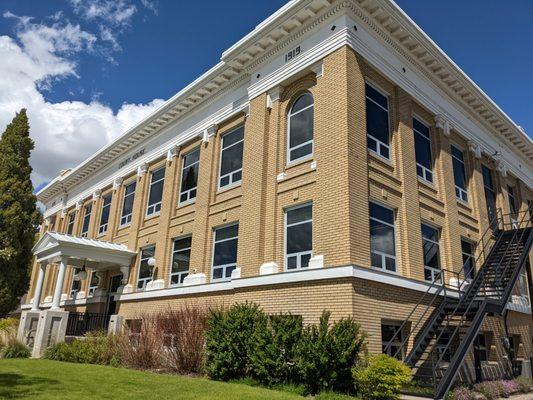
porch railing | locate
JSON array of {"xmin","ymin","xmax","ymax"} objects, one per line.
[{"xmin": 66, "ymin": 312, "xmax": 110, "ymax": 336}]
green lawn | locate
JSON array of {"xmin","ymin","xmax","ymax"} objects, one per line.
[{"xmin": 0, "ymin": 359, "xmax": 308, "ymax": 400}]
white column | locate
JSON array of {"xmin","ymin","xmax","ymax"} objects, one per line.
[
  {"xmin": 51, "ymin": 257, "xmax": 67, "ymax": 310},
  {"xmin": 31, "ymin": 262, "xmax": 47, "ymax": 311}
]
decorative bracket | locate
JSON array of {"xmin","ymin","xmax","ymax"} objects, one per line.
[
  {"xmin": 92, "ymin": 189, "xmax": 102, "ymax": 201},
  {"xmin": 167, "ymin": 145, "xmax": 180, "ymax": 162},
  {"xmin": 435, "ymin": 114, "xmax": 450, "ymax": 137},
  {"xmin": 468, "ymin": 140, "xmax": 482, "ymax": 159},
  {"xmin": 310, "ymin": 61, "xmax": 323, "ymax": 78},
  {"xmin": 494, "ymin": 155, "xmax": 508, "ymax": 177},
  {"xmin": 75, "ymin": 200, "xmax": 83, "ymax": 211},
  {"xmin": 202, "ymin": 124, "xmax": 217, "ymax": 143},
  {"xmin": 137, "ymin": 162, "xmax": 148, "ymax": 177},
  {"xmin": 113, "ymin": 177, "xmax": 123, "ymax": 191},
  {"xmin": 267, "ymin": 86, "xmax": 282, "ymax": 109}
]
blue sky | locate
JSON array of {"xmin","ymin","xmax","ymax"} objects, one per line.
[{"xmin": 0, "ymin": 0, "xmax": 531, "ymax": 188}]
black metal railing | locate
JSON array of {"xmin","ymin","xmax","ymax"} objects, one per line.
[{"xmin": 66, "ymin": 312, "xmax": 110, "ymax": 336}]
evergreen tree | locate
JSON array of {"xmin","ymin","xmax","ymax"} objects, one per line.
[{"xmin": 0, "ymin": 109, "xmax": 41, "ymax": 316}]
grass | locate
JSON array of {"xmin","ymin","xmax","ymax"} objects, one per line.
[{"xmin": 0, "ymin": 359, "xmax": 305, "ymax": 400}]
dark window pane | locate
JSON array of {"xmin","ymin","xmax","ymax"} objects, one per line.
[
  {"xmin": 451, "ymin": 145, "xmax": 463, "ymax": 161},
  {"xmin": 125, "ymin": 181, "xmax": 136, "ymax": 196},
  {"xmin": 421, "ymin": 224, "xmax": 438, "ymax": 243},
  {"xmin": 174, "ymin": 236, "xmax": 192, "ymax": 251},
  {"xmin": 413, "ymin": 118, "xmax": 430, "ymax": 138},
  {"xmin": 290, "ymin": 143, "xmax": 313, "ymax": 162},
  {"xmin": 213, "ymin": 239, "xmax": 238, "ymax": 266},
  {"xmin": 181, "ymin": 162, "xmax": 199, "ymax": 192},
  {"xmin": 366, "ymin": 100, "xmax": 389, "ymax": 144},
  {"xmin": 366, "ymin": 84, "xmax": 388, "ymax": 109},
  {"xmin": 453, "ymin": 157, "xmax": 467, "ymax": 189},
  {"xmin": 370, "ymin": 202, "xmax": 394, "ymax": 225},
  {"xmin": 287, "ymin": 256, "xmax": 298, "ymax": 270},
  {"xmin": 370, "ymin": 219, "xmax": 395, "ymax": 256},
  {"xmin": 287, "ymin": 205, "xmax": 312, "ymax": 225},
  {"xmin": 183, "ymin": 148, "xmax": 199, "ymax": 167},
  {"xmin": 287, "ymin": 223, "xmax": 312, "ymax": 254},
  {"xmin": 291, "ymin": 93, "xmax": 313, "ymax": 113},
  {"xmin": 152, "ymin": 167, "xmax": 165, "ymax": 182},
  {"xmin": 220, "ymin": 141, "xmax": 243, "ymax": 176},
  {"xmin": 222, "ymin": 126, "xmax": 244, "ymax": 149},
  {"xmin": 148, "ymin": 180, "xmax": 164, "ymax": 206},
  {"xmin": 301, "ymin": 253, "xmax": 311, "ymax": 268},
  {"xmin": 414, "ymin": 129, "xmax": 432, "ymax": 170},
  {"xmin": 289, "ymin": 106, "xmax": 313, "ymax": 148},
  {"xmin": 215, "ymin": 224, "xmax": 239, "ymax": 241}
]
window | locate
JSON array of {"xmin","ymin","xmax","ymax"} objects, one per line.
[
  {"xmin": 482, "ymin": 165, "xmax": 497, "ymax": 226},
  {"xmin": 366, "ymin": 83, "xmax": 390, "ymax": 159},
  {"xmin": 451, "ymin": 145, "xmax": 468, "ymax": 202},
  {"xmin": 170, "ymin": 236, "xmax": 191, "ymax": 286},
  {"xmin": 382, "ymin": 322, "xmax": 404, "ymax": 359},
  {"xmin": 98, "ymin": 194, "xmax": 112, "ymax": 235},
  {"xmin": 370, "ymin": 202, "xmax": 396, "ymax": 272},
  {"xmin": 413, "ymin": 117, "xmax": 433, "ymax": 183},
  {"xmin": 81, "ymin": 203, "xmax": 92, "ymax": 238},
  {"xmin": 120, "ymin": 181, "xmax": 136, "ymax": 227},
  {"xmin": 422, "ymin": 224, "xmax": 441, "ymax": 282},
  {"xmin": 70, "ymin": 279, "xmax": 81, "ymax": 299},
  {"xmin": 212, "ymin": 224, "xmax": 239, "ymax": 281},
  {"xmin": 461, "ymin": 239, "xmax": 475, "ymax": 280},
  {"xmin": 285, "ymin": 203, "xmax": 313, "ymax": 270},
  {"xmin": 475, "ymin": 334, "xmax": 488, "ymax": 362},
  {"xmin": 179, "ymin": 148, "xmax": 200, "ymax": 204},
  {"xmin": 508, "ymin": 185, "xmax": 518, "ymax": 219},
  {"xmin": 287, "ymin": 92, "xmax": 314, "ymax": 163},
  {"xmin": 146, "ymin": 167, "xmax": 165, "ymax": 216},
  {"xmin": 66, "ymin": 212, "xmax": 75, "ymax": 235},
  {"xmin": 219, "ymin": 126, "xmax": 244, "ymax": 188},
  {"xmin": 137, "ymin": 245, "xmax": 155, "ymax": 290},
  {"xmin": 88, "ymin": 272, "xmax": 100, "ymax": 297}
]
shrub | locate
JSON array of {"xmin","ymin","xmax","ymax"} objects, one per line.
[
  {"xmin": 353, "ymin": 354, "xmax": 411, "ymax": 400},
  {"xmin": 451, "ymin": 387, "xmax": 477, "ymax": 400},
  {"xmin": 501, "ymin": 380, "xmax": 518, "ymax": 397},
  {"xmin": 0, "ymin": 317, "xmax": 18, "ymax": 331},
  {"xmin": 296, "ymin": 311, "xmax": 366, "ymax": 394},
  {"xmin": 205, "ymin": 302, "xmax": 268, "ymax": 380},
  {"xmin": 250, "ymin": 313, "xmax": 303, "ymax": 385},
  {"xmin": 514, "ymin": 376, "xmax": 533, "ymax": 393},
  {"xmin": 473, "ymin": 380, "xmax": 504, "ymax": 400},
  {"xmin": 119, "ymin": 315, "xmax": 162, "ymax": 370},
  {"xmin": 43, "ymin": 332, "xmax": 122, "ymax": 366},
  {"xmin": 154, "ymin": 306, "xmax": 207, "ymax": 374},
  {"xmin": 1, "ymin": 340, "xmax": 30, "ymax": 358}
]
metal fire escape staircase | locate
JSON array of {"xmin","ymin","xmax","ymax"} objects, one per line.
[{"xmin": 384, "ymin": 209, "xmax": 532, "ymax": 399}]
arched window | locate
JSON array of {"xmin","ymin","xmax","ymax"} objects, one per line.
[{"xmin": 288, "ymin": 92, "xmax": 313, "ymax": 163}]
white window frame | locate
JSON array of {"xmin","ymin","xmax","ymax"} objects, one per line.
[
  {"xmin": 169, "ymin": 235, "xmax": 192, "ymax": 287},
  {"xmin": 88, "ymin": 271, "xmax": 100, "ymax": 297},
  {"xmin": 284, "ymin": 203, "xmax": 313, "ymax": 271},
  {"xmin": 120, "ymin": 180, "xmax": 136, "ymax": 227},
  {"xmin": 211, "ymin": 223, "xmax": 239, "ymax": 282},
  {"xmin": 413, "ymin": 116, "xmax": 433, "ymax": 183},
  {"xmin": 66, "ymin": 212, "xmax": 75, "ymax": 235},
  {"xmin": 365, "ymin": 81, "xmax": 391, "ymax": 160},
  {"xmin": 137, "ymin": 245, "xmax": 155, "ymax": 291},
  {"xmin": 98, "ymin": 194, "xmax": 112, "ymax": 235},
  {"xmin": 146, "ymin": 167, "xmax": 165, "ymax": 217},
  {"xmin": 218, "ymin": 126, "xmax": 244, "ymax": 190},
  {"xmin": 179, "ymin": 148, "xmax": 200, "ymax": 205},
  {"xmin": 287, "ymin": 92, "xmax": 314, "ymax": 164},
  {"xmin": 422, "ymin": 223, "xmax": 441, "ymax": 283},
  {"xmin": 451, "ymin": 144, "xmax": 468, "ymax": 203},
  {"xmin": 80, "ymin": 203, "xmax": 92, "ymax": 238},
  {"xmin": 369, "ymin": 201, "xmax": 397, "ymax": 273}
]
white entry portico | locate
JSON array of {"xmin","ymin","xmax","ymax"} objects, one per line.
[{"xmin": 31, "ymin": 232, "xmax": 136, "ymax": 311}]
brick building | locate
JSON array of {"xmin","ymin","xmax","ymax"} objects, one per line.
[{"xmin": 18, "ymin": 1, "xmax": 532, "ymax": 397}]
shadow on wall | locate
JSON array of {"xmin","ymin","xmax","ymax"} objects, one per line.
[{"xmin": 0, "ymin": 373, "xmax": 60, "ymax": 399}]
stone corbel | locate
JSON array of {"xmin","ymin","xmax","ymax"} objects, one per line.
[
  {"xmin": 166, "ymin": 145, "xmax": 180, "ymax": 163},
  {"xmin": 119, "ymin": 265, "xmax": 130, "ymax": 285},
  {"xmin": 494, "ymin": 155, "xmax": 508, "ymax": 177},
  {"xmin": 435, "ymin": 114, "xmax": 450, "ymax": 137},
  {"xmin": 60, "ymin": 208, "xmax": 68, "ymax": 219},
  {"xmin": 242, "ymin": 104, "xmax": 250, "ymax": 118},
  {"xmin": 92, "ymin": 189, "xmax": 102, "ymax": 201},
  {"xmin": 468, "ymin": 140, "xmax": 482, "ymax": 159},
  {"xmin": 201, "ymin": 124, "xmax": 217, "ymax": 144},
  {"xmin": 266, "ymin": 86, "xmax": 282, "ymax": 109},
  {"xmin": 310, "ymin": 61, "xmax": 323, "ymax": 78},
  {"xmin": 137, "ymin": 162, "xmax": 148, "ymax": 178},
  {"xmin": 75, "ymin": 200, "xmax": 83, "ymax": 211},
  {"xmin": 113, "ymin": 177, "xmax": 123, "ymax": 192}
]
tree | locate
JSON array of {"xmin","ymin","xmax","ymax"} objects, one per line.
[{"xmin": 0, "ymin": 109, "xmax": 41, "ymax": 317}]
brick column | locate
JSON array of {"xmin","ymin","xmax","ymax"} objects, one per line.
[
  {"xmin": 237, "ymin": 94, "xmax": 270, "ymax": 277},
  {"xmin": 313, "ymin": 46, "xmax": 370, "ymax": 267},
  {"xmin": 395, "ymin": 87, "xmax": 424, "ymax": 280},
  {"xmin": 153, "ymin": 152, "xmax": 180, "ymax": 283}
]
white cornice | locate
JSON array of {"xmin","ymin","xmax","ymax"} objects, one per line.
[{"xmin": 38, "ymin": 0, "xmax": 532, "ymax": 207}]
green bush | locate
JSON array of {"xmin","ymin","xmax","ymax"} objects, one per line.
[
  {"xmin": 43, "ymin": 332, "xmax": 121, "ymax": 366},
  {"xmin": 296, "ymin": 311, "xmax": 366, "ymax": 394},
  {"xmin": 0, "ymin": 317, "xmax": 18, "ymax": 331},
  {"xmin": 205, "ymin": 302, "xmax": 268, "ymax": 380},
  {"xmin": 1, "ymin": 340, "xmax": 30, "ymax": 358},
  {"xmin": 250, "ymin": 313, "xmax": 303, "ymax": 385},
  {"xmin": 353, "ymin": 354, "xmax": 411, "ymax": 400}
]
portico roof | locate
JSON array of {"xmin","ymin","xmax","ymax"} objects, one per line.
[{"xmin": 32, "ymin": 232, "xmax": 136, "ymax": 269}]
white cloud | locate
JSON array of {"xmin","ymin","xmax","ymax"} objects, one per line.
[
  {"xmin": 69, "ymin": 0, "xmax": 137, "ymax": 27},
  {"xmin": 0, "ymin": 12, "xmax": 165, "ymax": 186}
]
